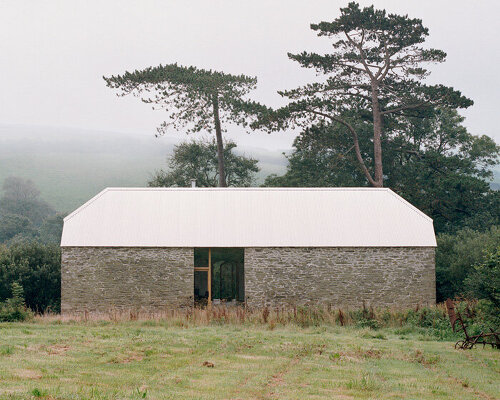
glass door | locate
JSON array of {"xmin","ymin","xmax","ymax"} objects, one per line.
[{"xmin": 194, "ymin": 248, "xmax": 244, "ymax": 306}]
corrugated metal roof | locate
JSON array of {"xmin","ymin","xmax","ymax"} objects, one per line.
[{"xmin": 61, "ymin": 187, "xmax": 436, "ymax": 247}]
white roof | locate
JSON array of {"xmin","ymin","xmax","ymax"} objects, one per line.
[{"xmin": 61, "ymin": 187, "xmax": 436, "ymax": 247}]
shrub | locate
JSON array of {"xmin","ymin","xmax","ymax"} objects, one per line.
[
  {"xmin": 436, "ymin": 226, "xmax": 500, "ymax": 302},
  {"xmin": 351, "ymin": 303, "xmax": 379, "ymax": 330},
  {"xmin": 355, "ymin": 318, "xmax": 380, "ymax": 330},
  {"xmin": 472, "ymin": 299, "xmax": 500, "ymax": 333},
  {"xmin": 0, "ymin": 242, "xmax": 60, "ymax": 312},
  {"xmin": 401, "ymin": 306, "xmax": 455, "ymax": 340},
  {"xmin": 465, "ymin": 248, "xmax": 500, "ymax": 328},
  {"xmin": 0, "ymin": 282, "xmax": 33, "ymax": 322}
]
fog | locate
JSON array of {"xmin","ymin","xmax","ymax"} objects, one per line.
[{"xmin": 1, "ymin": 0, "xmax": 499, "ymax": 151}]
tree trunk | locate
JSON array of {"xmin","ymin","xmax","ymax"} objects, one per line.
[
  {"xmin": 371, "ymin": 82, "xmax": 384, "ymax": 187},
  {"xmin": 212, "ymin": 94, "xmax": 227, "ymax": 187}
]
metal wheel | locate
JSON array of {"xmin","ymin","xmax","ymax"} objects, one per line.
[{"xmin": 455, "ymin": 340, "xmax": 465, "ymax": 349}]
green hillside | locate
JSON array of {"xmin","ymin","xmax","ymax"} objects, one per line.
[{"xmin": 0, "ymin": 125, "xmax": 287, "ymax": 212}]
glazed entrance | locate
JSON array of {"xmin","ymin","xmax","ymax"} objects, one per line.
[{"xmin": 194, "ymin": 248, "xmax": 244, "ymax": 305}]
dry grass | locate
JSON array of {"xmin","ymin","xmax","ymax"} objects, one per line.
[{"xmin": 38, "ymin": 302, "xmax": 450, "ymax": 328}]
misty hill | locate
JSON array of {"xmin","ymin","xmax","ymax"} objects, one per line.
[
  {"xmin": 0, "ymin": 125, "xmax": 287, "ymax": 212},
  {"xmin": 1, "ymin": 124, "xmax": 498, "ymax": 213}
]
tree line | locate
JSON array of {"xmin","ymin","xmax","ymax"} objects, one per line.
[
  {"xmin": 0, "ymin": 177, "xmax": 62, "ymax": 312},
  {"xmin": 0, "ymin": 177, "xmax": 63, "ymax": 245}
]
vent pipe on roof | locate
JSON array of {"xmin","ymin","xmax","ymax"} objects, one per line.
[{"xmin": 190, "ymin": 179, "xmax": 196, "ymax": 188}]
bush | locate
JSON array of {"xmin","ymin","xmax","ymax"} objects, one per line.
[
  {"xmin": 436, "ymin": 226, "xmax": 500, "ymax": 302},
  {"xmin": 465, "ymin": 247, "xmax": 500, "ymax": 307},
  {"xmin": 465, "ymin": 248, "xmax": 500, "ymax": 327},
  {"xmin": 471, "ymin": 299, "xmax": 500, "ymax": 333},
  {"xmin": 0, "ymin": 242, "xmax": 60, "ymax": 312},
  {"xmin": 350, "ymin": 304, "xmax": 380, "ymax": 330},
  {"xmin": 0, "ymin": 282, "xmax": 32, "ymax": 322},
  {"xmin": 401, "ymin": 306, "xmax": 455, "ymax": 340}
]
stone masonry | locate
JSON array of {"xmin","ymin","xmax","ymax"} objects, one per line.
[
  {"xmin": 61, "ymin": 246, "xmax": 435, "ymax": 313},
  {"xmin": 61, "ymin": 247, "xmax": 193, "ymax": 313},
  {"xmin": 244, "ymin": 247, "xmax": 435, "ymax": 309}
]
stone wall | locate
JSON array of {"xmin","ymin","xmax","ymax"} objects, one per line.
[
  {"xmin": 62, "ymin": 246, "xmax": 435, "ymax": 312},
  {"xmin": 61, "ymin": 247, "xmax": 193, "ymax": 313},
  {"xmin": 244, "ymin": 247, "xmax": 435, "ymax": 309}
]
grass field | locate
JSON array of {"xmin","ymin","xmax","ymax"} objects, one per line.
[{"xmin": 0, "ymin": 319, "xmax": 498, "ymax": 400}]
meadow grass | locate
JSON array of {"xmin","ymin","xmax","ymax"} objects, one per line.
[{"xmin": 0, "ymin": 314, "xmax": 498, "ymax": 400}]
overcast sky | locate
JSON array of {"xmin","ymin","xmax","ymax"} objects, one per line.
[{"xmin": 1, "ymin": 0, "xmax": 499, "ymax": 151}]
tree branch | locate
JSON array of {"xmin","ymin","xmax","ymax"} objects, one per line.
[
  {"xmin": 376, "ymin": 40, "xmax": 392, "ymax": 81},
  {"xmin": 305, "ymin": 108, "xmax": 376, "ymax": 186},
  {"xmin": 344, "ymin": 31, "xmax": 375, "ymax": 81}
]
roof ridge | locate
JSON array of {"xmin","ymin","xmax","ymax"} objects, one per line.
[
  {"xmin": 386, "ymin": 189, "xmax": 433, "ymax": 223},
  {"xmin": 104, "ymin": 187, "xmax": 388, "ymax": 191},
  {"xmin": 63, "ymin": 187, "xmax": 433, "ymax": 225}
]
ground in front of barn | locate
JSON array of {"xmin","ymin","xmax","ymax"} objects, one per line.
[{"xmin": 0, "ymin": 320, "xmax": 498, "ymax": 400}]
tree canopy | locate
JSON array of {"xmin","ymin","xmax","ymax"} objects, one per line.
[
  {"xmin": 255, "ymin": 2, "xmax": 472, "ymax": 187},
  {"xmin": 265, "ymin": 109, "xmax": 499, "ymax": 234},
  {"xmin": 104, "ymin": 63, "xmax": 261, "ymax": 187},
  {"xmin": 148, "ymin": 139, "xmax": 259, "ymax": 188}
]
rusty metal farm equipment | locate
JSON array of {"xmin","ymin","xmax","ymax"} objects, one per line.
[{"xmin": 445, "ymin": 299, "xmax": 500, "ymax": 350}]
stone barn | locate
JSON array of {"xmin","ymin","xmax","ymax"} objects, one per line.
[{"xmin": 60, "ymin": 187, "xmax": 436, "ymax": 313}]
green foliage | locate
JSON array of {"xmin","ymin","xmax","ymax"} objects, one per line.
[
  {"xmin": 0, "ymin": 176, "xmax": 64, "ymax": 244},
  {"xmin": 283, "ymin": 1, "xmax": 473, "ymax": 118},
  {"xmin": 0, "ymin": 282, "xmax": 32, "ymax": 322},
  {"xmin": 436, "ymin": 226, "xmax": 500, "ymax": 302},
  {"xmin": 38, "ymin": 214, "xmax": 65, "ymax": 244},
  {"xmin": 264, "ymin": 122, "xmax": 370, "ymax": 188},
  {"xmin": 340, "ymin": 302, "xmax": 496, "ymax": 341},
  {"xmin": 104, "ymin": 63, "xmax": 266, "ymax": 186},
  {"xmin": 355, "ymin": 318, "xmax": 379, "ymax": 330},
  {"xmin": 387, "ymin": 109, "xmax": 499, "ymax": 233},
  {"xmin": 134, "ymin": 387, "xmax": 148, "ymax": 399},
  {"xmin": 9, "ymin": 282, "xmax": 24, "ymax": 309},
  {"xmin": 473, "ymin": 299, "xmax": 500, "ymax": 333},
  {"xmin": 465, "ymin": 247, "xmax": 500, "ymax": 307},
  {"xmin": 104, "ymin": 63, "xmax": 259, "ymax": 136},
  {"xmin": 465, "ymin": 248, "xmax": 500, "ymax": 326},
  {"xmin": 255, "ymin": 2, "xmax": 472, "ymax": 187},
  {"xmin": 149, "ymin": 139, "xmax": 259, "ymax": 187},
  {"xmin": 400, "ymin": 307, "xmax": 455, "ymax": 341},
  {"xmin": 31, "ymin": 388, "xmax": 48, "ymax": 398},
  {"xmin": 0, "ymin": 213, "xmax": 36, "ymax": 243},
  {"xmin": 265, "ymin": 109, "xmax": 499, "ymax": 234},
  {"xmin": 0, "ymin": 243, "xmax": 61, "ymax": 312}
]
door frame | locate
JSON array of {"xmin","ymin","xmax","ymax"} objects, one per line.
[{"xmin": 194, "ymin": 248, "xmax": 212, "ymax": 304}]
